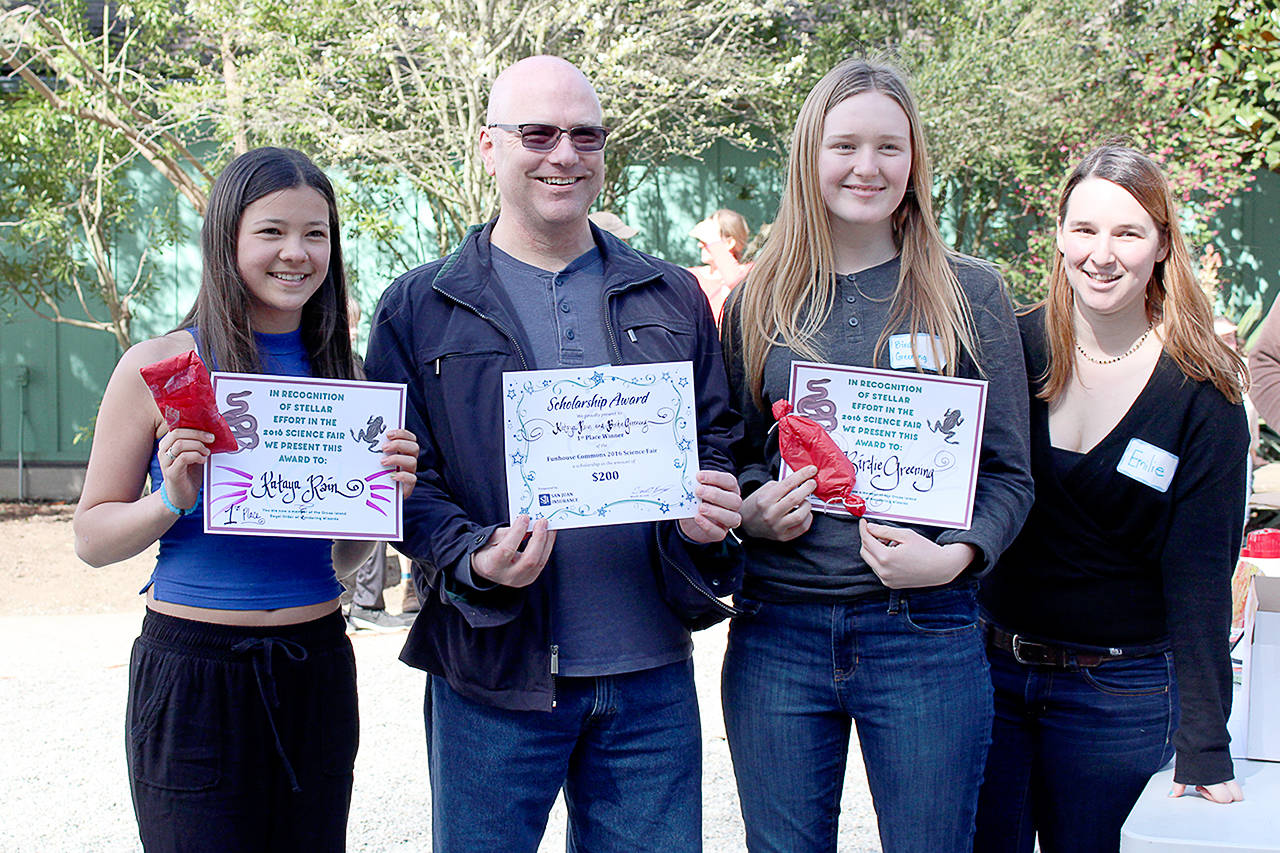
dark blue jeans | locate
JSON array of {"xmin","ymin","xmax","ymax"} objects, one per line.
[
  {"xmin": 721, "ymin": 585, "xmax": 992, "ymax": 853},
  {"xmin": 974, "ymin": 644, "xmax": 1177, "ymax": 853},
  {"xmin": 425, "ymin": 659, "xmax": 701, "ymax": 852}
]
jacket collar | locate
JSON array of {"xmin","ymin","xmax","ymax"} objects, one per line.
[{"xmin": 430, "ymin": 217, "xmax": 666, "ymax": 306}]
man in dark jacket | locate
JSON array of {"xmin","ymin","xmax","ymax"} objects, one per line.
[{"xmin": 364, "ymin": 55, "xmax": 743, "ymax": 852}]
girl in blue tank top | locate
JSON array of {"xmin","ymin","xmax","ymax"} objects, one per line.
[{"xmin": 73, "ymin": 147, "xmax": 418, "ymax": 851}]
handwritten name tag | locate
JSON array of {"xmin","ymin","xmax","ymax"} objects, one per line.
[
  {"xmin": 889, "ymin": 334, "xmax": 946, "ymax": 371},
  {"xmin": 1116, "ymin": 438, "xmax": 1179, "ymax": 493}
]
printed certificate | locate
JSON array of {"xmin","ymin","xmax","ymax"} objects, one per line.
[
  {"xmin": 203, "ymin": 373, "xmax": 407, "ymax": 540},
  {"xmin": 503, "ymin": 361, "xmax": 700, "ymax": 530},
  {"xmin": 784, "ymin": 361, "xmax": 987, "ymax": 529}
]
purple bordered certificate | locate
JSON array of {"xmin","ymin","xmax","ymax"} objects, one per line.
[
  {"xmin": 783, "ymin": 361, "xmax": 987, "ymax": 530},
  {"xmin": 202, "ymin": 373, "xmax": 407, "ymax": 540}
]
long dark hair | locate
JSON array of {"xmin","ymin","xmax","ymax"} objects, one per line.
[{"xmin": 178, "ymin": 147, "xmax": 354, "ymax": 379}]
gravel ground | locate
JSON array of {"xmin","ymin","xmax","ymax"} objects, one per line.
[{"xmin": 0, "ymin": 507, "xmax": 882, "ymax": 851}]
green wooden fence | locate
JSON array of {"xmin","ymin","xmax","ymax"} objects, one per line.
[{"xmin": 2, "ymin": 145, "xmax": 1276, "ymax": 499}]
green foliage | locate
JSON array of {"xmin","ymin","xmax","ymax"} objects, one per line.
[
  {"xmin": 771, "ymin": 0, "xmax": 1257, "ymax": 302},
  {"xmin": 1, "ymin": 0, "xmax": 1266, "ymax": 320},
  {"xmin": 0, "ymin": 0, "xmax": 190, "ymax": 348},
  {"xmin": 4, "ymin": 0, "xmax": 802, "ymax": 270},
  {"xmin": 167, "ymin": 0, "xmax": 801, "ymax": 255},
  {"xmin": 1190, "ymin": 0, "xmax": 1280, "ymax": 173}
]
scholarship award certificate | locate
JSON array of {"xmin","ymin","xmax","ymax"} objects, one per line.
[
  {"xmin": 202, "ymin": 373, "xmax": 407, "ymax": 540},
  {"xmin": 783, "ymin": 360, "xmax": 987, "ymax": 529},
  {"xmin": 503, "ymin": 361, "xmax": 700, "ymax": 531}
]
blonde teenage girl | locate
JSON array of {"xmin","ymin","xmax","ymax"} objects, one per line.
[{"xmin": 720, "ymin": 58, "xmax": 1033, "ymax": 853}]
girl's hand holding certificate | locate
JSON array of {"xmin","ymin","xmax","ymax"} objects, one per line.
[
  {"xmin": 858, "ymin": 517, "xmax": 977, "ymax": 589},
  {"xmin": 739, "ymin": 466, "xmax": 818, "ymax": 542},
  {"xmin": 378, "ymin": 427, "xmax": 420, "ymax": 500}
]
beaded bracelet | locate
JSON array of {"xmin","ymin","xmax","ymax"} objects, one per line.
[{"xmin": 159, "ymin": 481, "xmax": 201, "ymax": 517}]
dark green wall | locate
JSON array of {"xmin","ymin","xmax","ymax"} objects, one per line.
[
  {"xmin": 622, "ymin": 139, "xmax": 784, "ymax": 266},
  {"xmin": 0, "ymin": 317, "xmax": 118, "ymax": 462},
  {"xmin": 1219, "ymin": 168, "xmax": 1280, "ymax": 321},
  {"xmin": 3, "ymin": 150, "xmax": 1277, "ymax": 472}
]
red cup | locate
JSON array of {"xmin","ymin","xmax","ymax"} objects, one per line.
[{"xmin": 1243, "ymin": 528, "xmax": 1280, "ymax": 558}]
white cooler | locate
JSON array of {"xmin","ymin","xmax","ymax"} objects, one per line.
[{"xmin": 1120, "ymin": 759, "xmax": 1280, "ymax": 851}]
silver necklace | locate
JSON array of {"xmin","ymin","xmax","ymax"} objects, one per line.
[{"xmin": 1075, "ymin": 322, "xmax": 1153, "ymax": 365}]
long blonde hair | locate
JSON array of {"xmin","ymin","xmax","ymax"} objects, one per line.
[
  {"xmin": 729, "ymin": 57, "xmax": 978, "ymax": 407},
  {"xmin": 1039, "ymin": 145, "xmax": 1245, "ymax": 404}
]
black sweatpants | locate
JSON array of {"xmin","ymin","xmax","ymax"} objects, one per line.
[{"xmin": 126, "ymin": 609, "xmax": 358, "ymax": 852}]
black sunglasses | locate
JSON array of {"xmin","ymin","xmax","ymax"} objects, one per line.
[{"xmin": 487, "ymin": 123, "xmax": 610, "ymax": 152}]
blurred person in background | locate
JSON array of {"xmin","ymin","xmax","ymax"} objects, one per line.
[{"xmin": 689, "ymin": 208, "xmax": 753, "ymax": 323}]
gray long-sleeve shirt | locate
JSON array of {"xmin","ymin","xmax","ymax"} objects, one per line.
[{"xmin": 722, "ymin": 254, "xmax": 1034, "ymax": 601}]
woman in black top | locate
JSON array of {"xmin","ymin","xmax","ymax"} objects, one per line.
[{"xmin": 975, "ymin": 145, "xmax": 1247, "ymax": 853}]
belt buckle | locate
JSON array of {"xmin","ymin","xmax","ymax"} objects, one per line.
[{"xmin": 1011, "ymin": 634, "xmax": 1051, "ymax": 666}]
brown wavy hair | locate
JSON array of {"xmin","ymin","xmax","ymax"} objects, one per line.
[
  {"xmin": 727, "ymin": 57, "xmax": 978, "ymax": 407},
  {"xmin": 1039, "ymin": 145, "xmax": 1244, "ymax": 404},
  {"xmin": 178, "ymin": 147, "xmax": 354, "ymax": 380}
]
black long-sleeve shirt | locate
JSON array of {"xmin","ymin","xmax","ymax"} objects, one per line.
[{"xmin": 981, "ymin": 307, "xmax": 1249, "ymax": 785}]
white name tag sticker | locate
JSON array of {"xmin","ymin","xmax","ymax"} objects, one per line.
[
  {"xmin": 888, "ymin": 334, "xmax": 946, "ymax": 371},
  {"xmin": 1116, "ymin": 438, "xmax": 1179, "ymax": 493}
]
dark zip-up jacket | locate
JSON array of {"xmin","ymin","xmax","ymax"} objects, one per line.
[{"xmin": 365, "ymin": 220, "xmax": 744, "ymax": 711}]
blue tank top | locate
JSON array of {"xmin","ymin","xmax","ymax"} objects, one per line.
[{"xmin": 146, "ymin": 328, "xmax": 342, "ymax": 610}]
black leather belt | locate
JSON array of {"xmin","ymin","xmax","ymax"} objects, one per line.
[{"xmin": 986, "ymin": 624, "xmax": 1127, "ymax": 668}]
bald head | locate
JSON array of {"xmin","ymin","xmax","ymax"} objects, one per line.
[
  {"xmin": 487, "ymin": 56, "xmax": 602, "ymax": 125},
  {"xmin": 479, "ymin": 55, "xmax": 606, "ymax": 265}
]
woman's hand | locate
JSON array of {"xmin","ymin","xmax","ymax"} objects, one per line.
[
  {"xmin": 859, "ymin": 518, "xmax": 977, "ymax": 589},
  {"xmin": 1169, "ymin": 779, "xmax": 1244, "ymax": 803},
  {"xmin": 74, "ymin": 333, "xmax": 212, "ymax": 567},
  {"xmin": 739, "ymin": 466, "xmax": 817, "ymax": 541},
  {"xmin": 380, "ymin": 428, "xmax": 420, "ymax": 500},
  {"xmin": 156, "ymin": 427, "xmax": 214, "ymax": 511},
  {"xmin": 678, "ymin": 470, "xmax": 743, "ymax": 544}
]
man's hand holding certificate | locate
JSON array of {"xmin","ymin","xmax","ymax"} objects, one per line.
[{"xmin": 503, "ymin": 361, "xmax": 740, "ymax": 536}]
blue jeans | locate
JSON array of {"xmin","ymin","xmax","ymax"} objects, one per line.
[
  {"xmin": 974, "ymin": 644, "xmax": 1177, "ymax": 853},
  {"xmin": 722, "ymin": 585, "xmax": 992, "ymax": 853},
  {"xmin": 425, "ymin": 659, "xmax": 701, "ymax": 853}
]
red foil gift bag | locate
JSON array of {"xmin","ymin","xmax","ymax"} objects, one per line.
[
  {"xmin": 772, "ymin": 399, "xmax": 865, "ymax": 516},
  {"xmin": 140, "ymin": 350, "xmax": 239, "ymax": 453}
]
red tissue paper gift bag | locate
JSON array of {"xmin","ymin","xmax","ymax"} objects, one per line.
[
  {"xmin": 772, "ymin": 400, "xmax": 865, "ymax": 517},
  {"xmin": 140, "ymin": 350, "xmax": 239, "ymax": 453}
]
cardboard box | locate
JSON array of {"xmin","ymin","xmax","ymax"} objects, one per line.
[
  {"xmin": 1230, "ymin": 574, "xmax": 1280, "ymax": 761},
  {"xmin": 1248, "ymin": 576, "xmax": 1280, "ymax": 760},
  {"xmin": 1228, "ymin": 578, "xmax": 1255, "ymax": 760}
]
